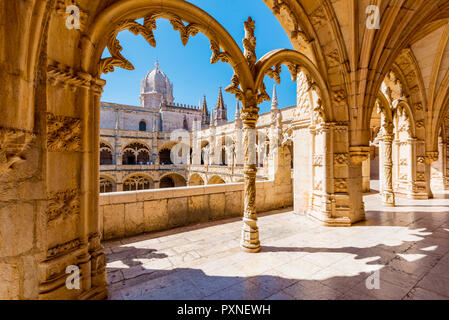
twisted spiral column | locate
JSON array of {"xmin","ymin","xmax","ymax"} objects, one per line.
[{"xmin": 240, "ymin": 106, "xmax": 260, "ymax": 253}]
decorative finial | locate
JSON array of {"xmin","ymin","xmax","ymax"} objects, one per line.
[
  {"xmin": 155, "ymin": 60, "xmax": 159, "ymax": 69},
  {"xmin": 235, "ymin": 100, "xmax": 241, "ymax": 118},
  {"xmin": 243, "ymin": 17, "xmax": 256, "ymax": 72},
  {"xmin": 271, "ymin": 84, "xmax": 278, "ymax": 110},
  {"xmin": 210, "ymin": 109, "xmax": 215, "ymax": 126}
]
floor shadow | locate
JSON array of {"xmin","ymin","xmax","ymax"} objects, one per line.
[{"xmin": 105, "ymin": 221, "xmax": 449, "ymax": 300}]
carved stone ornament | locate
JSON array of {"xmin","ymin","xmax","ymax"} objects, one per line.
[
  {"xmin": 425, "ymin": 151, "xmax": 439, "ymax": 164},
  {"xmin": 100, "ymin": 13, "xmax": 231, "ymax": 75},
  {"xmin": 0, "ymin": 128, "xmax": 35, "ymax": 177},
  {"xmin": 349, "ymin": 146, "xmax": 370, "ymax": 164},
  {"xmin": 334, "ymin": 153, "xmax": 349, "ymax": 165},
  {"xmin": 47, "ymin": 238, "xmax": 81, "ymax": 259},
  {"xmin": 312, "ymin": 155, "xmax": 324, "ymax": 166},
  {"xmin": 47, "ymin": 189, "xmax": 80, "ymax": 225},
  {"xmin": 47, "ymin": 113, "xmax": 81, "ymax": 152},
  {"xmin": 47, "ymin": 60, "xmax": 92, "ymax": 91},
  {"xmin": 416, "ymin": 156, "xmax": 425, "ymax": 164},
  {"xmin": 334, "ymin": 178, "xmax": 348, "ymax": 193}
]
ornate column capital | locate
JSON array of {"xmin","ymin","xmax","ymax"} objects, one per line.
[
  {"xmin": 349, "ymin": 146, "xmax": 370, "ymax": 164},
  {"xmin": 425, "ymin": 151, "xmax": 439, "ymax": 164}
]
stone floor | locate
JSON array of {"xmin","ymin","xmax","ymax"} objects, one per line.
[{"xmin": 105, "ymin": 183, "xmax": 449, "ymax": 300}]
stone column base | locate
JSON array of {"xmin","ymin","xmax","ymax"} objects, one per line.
[
  {"xmin": 307, "ymin": 210, "xmax": 353, "ymax": 226},
  {"xmin": 381, "ymin": 191, "xmax": 395, "ymax": 206}
]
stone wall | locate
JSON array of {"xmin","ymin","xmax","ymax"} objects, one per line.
[{"xmin": 99, "ymin": 180, "xmax": 292, "ymax": 240}]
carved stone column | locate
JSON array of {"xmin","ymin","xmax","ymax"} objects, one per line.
[
  {"xmin": 430, "ymin": 136, "xmax": 445, "ymax": 191},
  {"xmin": 425, "ymin": 151, "xmax": 439, "ymax": 198},
  {"xmin": 380, "ymin": 134, "xmax": 395, "ymax": 206},
  {"xmin": 348, "ymin": 146, "xmax": 370, "ymax": 222},
  {"xmin": 240, "ymin": 104, "xmax": 260, "ymax": 253}
]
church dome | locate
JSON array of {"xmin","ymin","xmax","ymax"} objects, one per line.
[{"xmin": 140, "ymin": 61, "xmax": 174, "ymax": 104}]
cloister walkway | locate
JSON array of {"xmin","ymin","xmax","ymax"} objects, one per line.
[{"xmin": 105, "ymin": 182, "xmax": 449, "ymax": 300}]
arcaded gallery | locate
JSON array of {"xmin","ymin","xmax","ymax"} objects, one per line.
[{"xmin": 1, "ymin": 0, "xmax": 449, "ymax": 302}]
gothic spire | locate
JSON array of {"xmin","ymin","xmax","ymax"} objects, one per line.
[
  {"xmin": 202, "ymin": 95, "xmax": 208, "ymax": 115},
  {"xmin": 216, "ymin": 86, "xmax": 225, "ymax": 111}
]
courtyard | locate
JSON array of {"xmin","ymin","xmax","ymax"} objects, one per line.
[{"xmin": 105, "ymin": 183, "xmax": 449, "ymax": 300}]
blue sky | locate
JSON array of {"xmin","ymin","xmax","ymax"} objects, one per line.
[{"xmin": 101, "ymin": 0, "xmax": 296, "ymax": 121}]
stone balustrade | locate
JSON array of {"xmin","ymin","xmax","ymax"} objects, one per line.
[{"xmin": 99, "ymin": 180, "xmax": 292, "ymax": 240}]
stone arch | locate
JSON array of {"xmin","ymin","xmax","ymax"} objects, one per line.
[
  {"xmin": 122, "ymin": 173, "xmax": 154, "ymax": 191},
  {"xmin": 208, "ymin": 175, "xmax": 226, "ymax": 185},
  {"xmin": 159, "ymin": 172, "xmax": 187, "ymax": 188},
  {"xmin": 262, "ymin": 0, "xmax": 350, "ymax": 115},
  {"xmin": 100, "ymin": 141, "xmax": 114, "ymax": 165},
  {"xmin": 255, "ymin": 49, "xmax": 335, "ymax": 122},
  {"xmin": 159, "ymin": 148, "xmax": 172, "ymax": 165},
  {"xmin": 99, "ymin": 175, "xmax": 116, "ymax": 193},
  {"xmin": 393, "ymin": 100, "xmax": 417, "ymax": 139},
  {"xmin": 356, "ymin": 4, "xmax": 449, "ymax": 148},
  {"xmin": 189, "ymin": 173, "xmax": 205, "ymax": 186},
  {"xmin": 81, "ymin": 0, "xmax": 254, "ymax": 89},
  {"xmin": 200, "ymin": 140, "xmax": 210, "ymax": 165},
  {"xmin": 221, "ymin": 135, "xmax": 234, "ymax": 166}
]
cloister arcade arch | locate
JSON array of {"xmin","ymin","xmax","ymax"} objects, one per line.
[
  {"xmin": 200, "ymin": 140, "xmax": 210, "ymax": 165},
  {"xmin": 188, "ymin": 173, "xmax": 205, "ymax": 186},
  {"xmin": 100, "ymin": 142, "xmax": 114, "ymax": 165},
  {"xmin": 122, "ymin": 142, "xmax": 151, "ymax": 165},
  {"xmin": 122, "ymin": 174, "xmax": 154, "ymax": 191},
  {"xmin": 208, "ymin": 175, "xmax": 226, "ymax": 185},
  {"xmin": 99, "ymin": 175, "xmax": 116, "ymax": 193},
  {"xmin": 159, "ymin": 173, "xmax": 187, "ymax": 188},
  {"xmin": 159, "ymin": 148, "xmax": 173, "ymax": 165}
]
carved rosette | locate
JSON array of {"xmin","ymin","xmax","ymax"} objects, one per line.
[
  {"xmin": 0, "ymin": 127, "xmax": 35, "ymax": 177},
  {"xmin": 334, "ymin": 178, "xmax": 348, "ymax": 193},
  {"xmin": 47, "ymin": 113, "xmax": 82, "ymax": 152},
  {"xmin": 334, "ymin": 153, "xmax": 349, "ymax": 166}
]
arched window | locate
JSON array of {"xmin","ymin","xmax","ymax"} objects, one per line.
[
  {"xmin": 100, "ymin": 142, "xmax": 113, "ymax": 165},
  {"xmin": 122, "ymin": 142, "xmax": 150, "ymax": 165},
  {"xmin": 159, "ymin": 148, "xmax": 172, "ymax": 165},
  {"xmin": 123, "ymin": 175, "xmax": 153, "ymax": 191},
  {"xmin": 139, "ymin": 120, "xmax": 147, "ymax": 132},
  {"xmin": 100, "ymin": 177, "xmax": 115, "ymax": 193}
]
